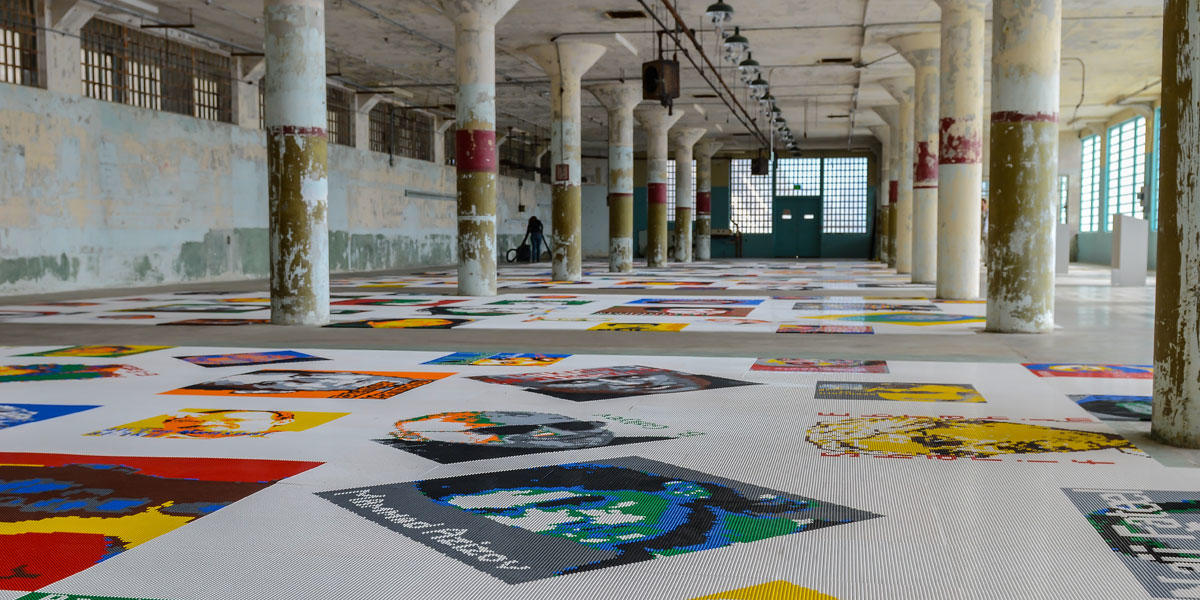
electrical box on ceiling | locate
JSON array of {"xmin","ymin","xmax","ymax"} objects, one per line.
[
  {"xmin": 751, "ymin": 157, "xmax": 769, "ymax": 176},
  {"xmin": 642, "ymin": 59, "xmax": 680, "ymax": 103}
]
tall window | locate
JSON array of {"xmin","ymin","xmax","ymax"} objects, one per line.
[
  {"xmin": 326, "ymin": 86, "xmax": 354, "ymax": 147},
  {"xmin": 1152, "ymin": 107, "xmax": 1161, "ymax": 230},
  {"xmin": 775, "ymin": 158, "xmax": 820, "ymax": 195},
  {"xmin": 368, "ymin": 103, "xmax": 433, "ymax": 161},
  {"xmin": 664, "ymin": 160, "xmax": 695, "ymax": 222},
  {"xmin": 1080, "ymin": 135, "xmax": 1102, "ymax": 232},
  {"xmin": 1058, "ymin": 175, "xmax": 1069, "ymax": 224},
  {"xmin": 730, "ymin": 158, "xmax": 773, "ymax": 233},
  {"xmin": 821, "ymin": 157, "xmax": 869, "ymax": 234},
  {"xmin": 79, "ymin": 19, "xmax": 232, "ymax": 122},
  {"xmin": 1105, "ymin": 116, "xmax": 1147, "ymax": 230},
  {"xmin": 498, "ymin": 131, "xmax": 542, "ymax": 181},
  {"xmin": 0, "ymin": 0, "xmax": 38, "ymax": 87}
]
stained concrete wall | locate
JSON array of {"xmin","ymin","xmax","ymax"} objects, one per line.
[{"xmin": 0, "ymin": 83, "xmax": 550, "ymax": 294}]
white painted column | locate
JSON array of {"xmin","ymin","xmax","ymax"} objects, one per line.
[
  {"xmin": 869, "ymin": 124, "xmax": 892, "ymax": 264},
  {"xmin": 353, "ymin": 94, "xmax": 384, "ymax": 150},
  {"xmin": 1154, "ymin": 0, "xmax": 1200, "ymax": 446},
  {"xmin": 525, "ymin": 42, "xmax": 607, "ymax": 281},
  {"xmin": 41, "ymin": 0, "xmax": 98, "ymax": 94},
  {"xmin": 264, "ymin": 0, "xmax": 330, "ymax": 325},
  {"xmin": 694, "ymin": 139, "xmax": 723, "ymax": 261},
  {"xmin": 234, "ymin": 57, "xmax": 266, "ymax": 130},
  {"xmin": 985, "ymin": 0, "xmax": 1061, "ymax": 333},
  {"xmin": 635, "ymin": 104, "xmax": 684, "ymax": 267},
  {"xmin": 936, "ymin": 0, "xmax": 986, "ymax": 300},
  {"xmin": 891, "ymin": 32, "xmax": 941, "ymax": 284},
  {"xmin": 442, "ymin": 0, "xmax": 520, "ymax": 296},
  {"xmin": 587, "ymin": 82, "xmax": 642, "ymax": 273},
  {"xmin": 879, "ymin": 79, "xmax": 916, "ymax": 274},
  {"xmin": 670, "ymin": 127, "xmax": 706, "ymax": 263}
]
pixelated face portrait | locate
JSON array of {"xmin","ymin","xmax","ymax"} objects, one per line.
[
  {"xmin": 537, "ymin": 370, "xmax": 713, "ymax": 396},
  {"xmin": 200, "ymin": 371, "xmax": 405, "ymax": 393},
  {"xmin": 392, "ymin": 411, "xmax": 614, "ymax": 450},
  {"xmin": 159, "ymin": 409, "xmax": 296, "ymax": 436}
]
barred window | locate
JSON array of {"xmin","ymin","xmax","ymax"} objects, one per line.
[
  {"xmin": 1105, "ymin": 116, "xmax": 1146, "ymax": 231},
  {"xmin": 1080, "ymin": 135, "xmax": 1103, "ymax": 232},
  {"xmin": 326, "ymin": 86, "xmax": 354, "ymax": 146},
  {"xmin": 775, "ymin": 157, "xmax": 820, "ymax": 195},
  {"xmin": 665, "ymin": 159, "xmax": 695, "ymax": 222},
  {"xmin": 821, "ymin": 157, "xmax": 869, "ymax": 234},
  {"xmin": 0, "ymin": 0, "xmax": 38, "ymax": 87},
  {"xmin": 1059, "ymin": 175, "xmax": 1070, "ymax": 224},
  {"xmin": 368, "ymin": 103, "xmax": 433, "ymax": 161},
  {"xmin": 730, "ymin": 158, "xmax": 773, "ymax": 234},
  {"xmin": 499, "ymin": 131, "xmax": 542, "ymax": 181},
  {"xmin": 80, "ymin": 19, "xmax": 232, "ymax": 122}
]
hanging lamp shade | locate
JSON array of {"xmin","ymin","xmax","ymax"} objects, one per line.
[
  {"xmin": 705, "ymin": 1, "xmax": 734, "ymax": 27},
  {"xmin": 748, "ymin": 74, "xmax": 769, "ymax": 99},
  {"xmin": 738, "ymin": 52, "xmax": 761, "ymax": 82},
  {"xmin": 722, "ymin": 26, "xmax": 750, "ymax": 61}
]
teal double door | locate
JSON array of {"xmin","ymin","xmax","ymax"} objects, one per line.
[{"xmin": 772, "ymin": 196, "xmax": 822, "ymax": 258}]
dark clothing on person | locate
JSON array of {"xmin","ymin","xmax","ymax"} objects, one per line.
[{"xmin": 527, "ymin": 216, "xmax": 545, "ymax": 262}]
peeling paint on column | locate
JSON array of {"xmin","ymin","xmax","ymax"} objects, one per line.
[
  {"xmin": 891, "ymin": 32, "xmax": 941, "ymax": 285},
  {"xmin": 878, "ymin": 82, "xmax": 915, "ymax": 274},
  {"xmin": 635, "ymin": 105, "xmax": 684, "ymax": 268},
  {"xmin": 587, "ymin": 82, "xmax": 641, "ymax": 273},
  {"xmin": 985, "ymin": 0, "xmax": 1061, "ymax": 334},
  {"xmin": 869, "ymin": 124, "xmax": 891, "ymax": 264},
  {"xmin": 443, "ymin": 0, "xmax": 519, "ymax": 296},
  {"xmin": 1152, "ymin": 0, "xmax": 1200, "ymax": 447},
  {"xmin": 936, "ymin": 0, "xmax": 986, "ymax": 300},
  {"xmin": 670, "ymin": 128, "xmax": 706, "ymax": 263},
  {"xmin": 525, "ymin": 42, "xmax": 606, "ymax": 281},
  {"xmin": 695, "ymin": 139, "xmax": 722, "ymax": 261},
  {"xmin": 264, "ymin": 0, "xmax": 329, "ymax": 326}
]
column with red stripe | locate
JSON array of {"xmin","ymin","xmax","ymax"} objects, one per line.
[
  {"xmin": 694, "ymin": 139, "xmax": 722, "ymax": 262},
  {"xmin": 635, "ymin": 104, "xmax": 684, "ymax": 268},
  {"xmin": 587, "ymin": 82, "xmax": 643, "ymax": 273}
]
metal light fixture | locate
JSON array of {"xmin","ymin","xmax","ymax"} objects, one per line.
[
  {"xmin": 757, "ymin": 92, "xmax": 774, "ymax": 111},
  {"xmin": 738, "ymin": 52, "xmax": 761, "ymax": 83},
  {"xmin": 748, "ymin": 74, "xmax": 769, "ymax": 99},
  {"xmin": 704, "ymin": 0, "xmax": 734, "ymax": 34},
  {"xmin": 722, "ymin": 26, "xmax": 749, "ymax": 62}
]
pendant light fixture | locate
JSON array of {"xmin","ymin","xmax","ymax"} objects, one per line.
[
  {"xmin": 704, "ymin": 0, "xmax": 734, "ymax": 36},
  {"xmin": 722, "ymin": 26, "xmax": 749, "ymax": 62},
  {"xmin": 748, "ymin": 73, "xmax": 769, "ymax": 99},
  {"xmin": 738, "ymin": 52, "xmax": 761, "ymax": 83}
]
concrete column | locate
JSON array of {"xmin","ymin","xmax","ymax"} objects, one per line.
[
  {"xmin": 41, "ymin": 1, "xmax": 98, "ymax": 94},
  {"xmin": 433, "ymin": 118, "xmax": 454, "ymax": 165},
  {"xmin": 935, "ymin": 0, "xmax": 986, "ymax": 300},
  {"xmin": 354, "ymin": 94, "xmax": 385, "ymax": 150},
  {"xmin": 879, "ymin": 80, "xmax": 916, "ymax": 273},
  {"xmin": 891, "ymin": 32, "xmax": 941, "ymax": 284},
  {"xmin": 1154, "ymin": 0, "xmax": 1200, "ymax": 446},
  {"xmin": 695, "ymin": 139, "xmax": 723, "ymax": 261},
  {"xmin": 587, "ymin": 82, "xmax": 642, "ymax": 273},
  {"xmin": 670, "ymin": 127, "xmax": 706, "ymax": 263},
  {"xmin": 985, "ymin": 0, "xmax": 1061, "ymax": 333},
  {"xmin": 264, "ymin": 0, "xmax": 329, "ymax": 325},
  {"xmin": 234, "ymin": 57, "xmax": 266, "ymax": 130},
  {"xmin": 635, "ymin": 105, "xmax": 685, "ymax": 267},
  {"xmin": 525, "ymin": 42, "xmax": 607, "ymax": 281},
  {"xmin": 870, "ymin": 124, "xmax": 892, "ymax": 264},
  {"xmin": 442, "ymin": 0, "xmax": 520, "ymax": 296}
]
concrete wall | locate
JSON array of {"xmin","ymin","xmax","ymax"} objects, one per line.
[{"xmin": 0, "ymin": 83, "xmax": 550, "ymax": 294}]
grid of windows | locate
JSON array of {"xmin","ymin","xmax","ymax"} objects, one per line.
[
  {"xmin": 0, "ymin": 0, "xmax": 38, "ymax": 87},
  {"xmin": 499, "ymin": 131, "xmax": 542, "ymax": 181},
  {"xmin": 821, "ymin": 157, "xmax": 869, "ymax": 234},
  {"xmin": 664, "ymin": 160, "xmax": 696, "ymax": 222},
  {"xmin": 326, "ymin": 86, "xmax": 354, "ymax": 147},
  {"xmin": 1080, "ymin": 135, "xmax": 1103, "ymax": 232},
  {"xmin": 775, "ymin": 157, "xmax": 821, "ymax": 195},
  {"xmin": 1105, "ymin": 116, "xmax": 1147, "ymax": 231},
  {"xmin": 80, "ymin": 19, "xmax": 232, "ymax": 122},
  {"xmin": 368, "ymin": 103, "xmax": 433, "ymax": 161},
  {"xmin": 1059, "ymin": 175, "xmax": 1069, "ymax": 224},
  {"xmin": 730, "ymin": 158, "xmax": 773, "ymax": 234}
]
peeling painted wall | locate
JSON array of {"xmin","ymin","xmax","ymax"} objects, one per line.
[{"xmin": 0, "ymin": 84, "xmax": 549, "ymax": 295}]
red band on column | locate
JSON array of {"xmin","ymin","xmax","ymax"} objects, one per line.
[
  {"xmin": 888, "ymin": 181, "xmax": 898, "ymax": 204},
  {"xmin": 939, "ymin": 117, "xmax": 983, "ymax": 164},
  {"xmin": 991, "ymin": 111, "xmax": 1058, "ymax": 124},
  {"xmin": 648, "ymin": 183, "xmax": 668, "ymax": 205},
  {"xmin": 696, "ymin": 192, "xmax": 711, "ymax": 213},
  {"xmin": 456, "ymin": 129, "xmax": 498, "ymax": 172},
  {"xmin": 915, "ymin": 141, "xmax": 939, "ymax": 183}
]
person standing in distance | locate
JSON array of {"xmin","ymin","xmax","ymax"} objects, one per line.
[{"xmin": 527, "ymin": 215, "xmax": 545, "ymax": 263}]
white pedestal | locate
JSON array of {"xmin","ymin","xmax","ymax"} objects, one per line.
[
  {"xmin": 1056, "ymin": 223, "xmax": 1070, "ymax": 275},
  {"xmin": 1112, "ymin": 214, "xmax": 1149, "ymax": 287}
]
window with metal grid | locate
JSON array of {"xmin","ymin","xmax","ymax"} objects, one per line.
[
  {"xmin": 664, "ymin": 160, "xmax": 696, "ymax": 222},
  {"xmin": 79, "ymin": 19, "xmax": 232, "ymax": 122},
  {"xmin": 0, "ymin": 0, "xmax": 38, "ymax": 87},
  {"xmin": 730, "ymin": 158, "xmax": 773, "ymax": 234},
  {"xmin": 775, "ymin": 157, "xmax": 820, "ymax": 196},
  {"xmin": 821, "ymin": 157, "xmax": 869, "ymax": 234},
  {"xmin": 444, "ymin": 127, "xmax": 456, "ymax": 166},
  {"xmin": 499, "ymin": 131, "xmax": 542, "ymax": 181},
  {"xmin": 325, "ymin": 86, "xmax": 354, "ymax": 146},
  {"xmin": 367, "ymin": 103, "xmax": 433, "ymax": 161},
  {"xmin": 1059, "ymin": 175, "xmax": 1069, "ymax": 224},
  {"xmin": 1105, "ymin": 116, "xmax": 1146, "ymax": 231},
  {"xmin": 1080, "ymin": 134, "xmax": 1102, "ymax": 232}
]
